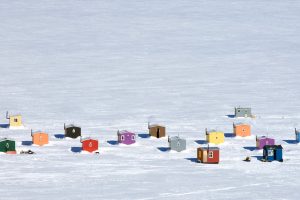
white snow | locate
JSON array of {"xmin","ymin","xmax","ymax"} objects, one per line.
[{"xmin": 0, "ymin": 0, "xmax": 300, "ymax": 199}]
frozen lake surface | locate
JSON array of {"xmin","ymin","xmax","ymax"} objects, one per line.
[{"xmin": 0, "ymin": 0, "xmax": 299, "ymax": 199}]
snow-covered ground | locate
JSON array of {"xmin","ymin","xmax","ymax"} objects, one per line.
[{"xmin": 0, "ymin": 0, "xmax": 300, "ymax": 199}]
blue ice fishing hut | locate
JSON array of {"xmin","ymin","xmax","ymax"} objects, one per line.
[
  {"xmin": 263, "ymin": 145, "xmax": 283, "ymax": 162},
  {"xmin": 295, "ymin": 128, "xmax": 300, "ymax": 143}
]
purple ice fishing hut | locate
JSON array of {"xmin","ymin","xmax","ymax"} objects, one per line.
[
  {"xmin": 256, "ymin": 136, "xmax": 275, "ymax": 149},
  {"xmin": 118, "ymin": 130, "xmax": 136, "ymax": 145}
]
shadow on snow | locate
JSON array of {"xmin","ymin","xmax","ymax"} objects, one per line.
[
  {"xmin": 54, "ymin": 134, "xmax": 65, "ymax": 139},
  {"xmin": 194, "ymin": 140, "xmax": 207, "ymax": 145},
  {"xmin": 107, "ymin": 140, "xmax": 118, "ymax": 145},
  {"xmin": 185, "ymin": 158, "xmax": 199, "ymax": 163},
  {"xmin": 22, "ymin": 141, "xmax": 33, "ymax": 146},
  {"xmin": 71, "ymin": 147, "xmax": 82, "ymax": 153},
  {"xmin": 225, "ymin": 133, "xmax": 235, "ymax": 138},
  {"xmin": 244, "ymin": 146, "xmax": 257, "ymax": 151},
  {"xmin": 138, "ymin": 133, "xmax": 150, "ymax": 139},
  {"xmin": 0, "ymin": 124, "xmax": 9, "ymax": 128},
  {"xmin": 283, "ymin": 140, "xmax": 298, "ymax": 144},
  {"xmin": 226, "ymin": 115, "xmax": 235, "ymax": 118},
  {"xmin": 157, "ymin": 147, "xmax": 170, "ymax": 152}
]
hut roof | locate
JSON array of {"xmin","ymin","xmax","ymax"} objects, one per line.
[
  {"xmin": 169, "ymin": 136, "xmax": 185, "ymax": 141},
  {"xmin": 263, "ymin": 145, "xmax": 283, "ymax": 150},
  {"xmin": 80, "ymin": 137, "xmax": 97, "ymax": 142},
  {"xmin": 257, "ymin": 136, "xmax": 274, "ymax": 140},
  {"xmin": 199, "ymin": 147, "xmax": 219, "ymax": 151},
  {"xmin": 206, "ymin": 129, "xmax": 223, "ymax": 134},
  {"xmin": 235, "ymin": 107, "xmax": 251, "ymax": 109},
  {"xmin": 234, "ymin": 122, "xmax": 249, "ymax": 126},
  {"xmin": 148, "ymin": 124, "xmax": 165, "ymax": 128},
  {"xmin": 65, "ymin": 124, "xmax": 80, "ymax": 129},
  {"xmin": 32, "ymin": 130, "xmax": 47, "ymax": 134},
  {"xmin": 0, "ymin": 138, "xmax": 15, "ymax": 142},
  {"xmin": 118, "ymin": 130, "xmax": 135, "ymax": 135}
]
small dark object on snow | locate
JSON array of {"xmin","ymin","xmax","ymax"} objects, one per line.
[
  {"xmin": 20, "ymin": 150, "xmax": 35, "ymax": 154},
  {"xmin": 243, "ymin": 157, "xmax": 251, "ymax": 162},
  {"xmin": 95, "ymin": 151, "xmax": 100, "ymax": 154}
]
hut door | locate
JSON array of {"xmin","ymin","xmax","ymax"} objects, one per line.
[
  {"xmin": 5, "ymin": 143, "xmax": 9, "ymax": 151},
  {"xmin": 157, "ymin": 128, "xmax": 160, "ymax": 138},
  {"xmin": 203, "ymin": 151, "xmax": 207, "ymax": 162}
]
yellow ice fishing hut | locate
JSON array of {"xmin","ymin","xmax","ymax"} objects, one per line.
[
  {"xmin": 6, "ymin": 112, "xmax": 23, "ymax": 127},
  {"xmin": 206, "ymin": 129, "xmax": 224, "ymax": 144}
]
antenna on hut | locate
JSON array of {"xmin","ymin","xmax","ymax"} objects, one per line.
[
  {"xmin": 148, "ymin": 122, "xmax": 150, "ymax": 129},
  {"xmin": 31, "ymin": 129, "xmax": 33, "ymax": 136},
  {"xmin": 64, "ymin": 123, "xmax": 66, "ymax": 130},
  {"xmin": 6, "ymin": 111, "xmax": 9, "ymax": 119},
  {"xmin": 207, "ymin": 143, "xmax": 210, "ymax": 155}
]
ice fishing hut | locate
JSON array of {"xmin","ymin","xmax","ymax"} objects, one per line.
[
  {"xmin": 6, "ymin": 111, "xmax": 23, "ymax": 127},
  {"xmin": 295, "ymin": 128, "xmax": 300, "ymax": 143},
  {"xmin": 81, "ymin": 137, "xmax": 98, "ymax": 153},
  {"xmin": 168, "ymin": 136, "xmax": 186, "ymax": 152},
  {"xmin": 31, "ymin": 130, "xmax": 49, "ymax": 146},
  {"xmin": 148, "ymin": 123, "xmax": 166, "ymax": 138},
  {"xmin": 64, "ymin": 124, "xmax": 81, "ymax": 139},
  {"xmin": 206, "ymin": 129, "xmax": 224, "ymax": 144},
  {"xmin": 0, "ymin": 138, "xmax": 16, "ymax": 154},
  {"xmin": 233, "ymin": 123, "xmax": 251, "ymax": 137},
  {"xmin": 263, "ymin": 145, "xmax": 283, "ymax": 162},
  {"xmin": 118, "ymin": 130, "xmax": 136, "ymax": 145},
  {"xmin": 234, "ymin": 107, "xmax": 252, "ymax": 118},
  {"xmin": 256, "ymin": 136, "xmax": 275, "ymax": 149},
  {"xmin": 197, "ymin": 146, "xmax": 220, "ymax": 164}
]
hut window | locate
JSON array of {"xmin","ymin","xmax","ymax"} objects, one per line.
[
  {"xmin": 14, "ymin": 118, "xmax": 18, "ymax": 122},
  {"xmin": 268, "ymin": 150, "xmax": 274, "ymax": 156},
  {"xmin": 121, "ymin": 135, "xmax": 125, "ymax": 141},
  {"xmin": 89, "ymin": 142, "xmax": 93, "ymax": 147},
  {"xmin": 208, "ymin": 151, "xmax": 214, "ymax": 158},
  {"xmin": 72, "ymin": 129, "xmax": 76, "ymax": 133},
  {"xmin": 6, "ymin": 143, "xmax": 10, "ymax": 148},
  {"xmin": 177, "ymin": 141, "xmax": 181, "ymax": 147},
  {"xmin": 131, "ymin": 135, "xmax": 135, "ymax": 141}
]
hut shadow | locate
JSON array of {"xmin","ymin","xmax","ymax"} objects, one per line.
[
  {"xmin": 226, "ymin": 115, "xmax": 235, "ymax": 118},
  {"xmin": 0, "ymin": 124, "xmax": 9, "ymax": 128},
  {"xmin": 71, "ymin": 147, "xmax": 82, "ymax": 153},
  {"xmin": 252, "ymin": 156, "xmax": 263, "ymax": 161},
  {"xmin": 54, "ymin": 134, "xmax": 65, "ymax": 139},
  {"xmin": 107, "ymin": 140, "xmax": 118, "ymax": 145},
  {"xmin": 225, "ymin": 133, "xmax": 235, "ymax": 138},
  {"xmin": 244, "ymin": 146, "xmax": 256, "ymax": 151},
  {"xmin": 138, "ymin": 133, "xmax": 150, "ymax": 139},
  {"xmin": 195, "ymin": 140, "xmax": 207, "ymax": 145},
  {"xmin": 185, "ymin": 158, "xmax": 199, "ymax": 163},
  {"xmin": 157, "ymin": 147, "xmax": 170, "ymax": 152},
  {"xmin": 283, "ymin": 140, "xmax": 298, "ymax": 144},
  {"xmin": 22, "ymin": 141, "xmax": 33, "ymax": 146}
]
